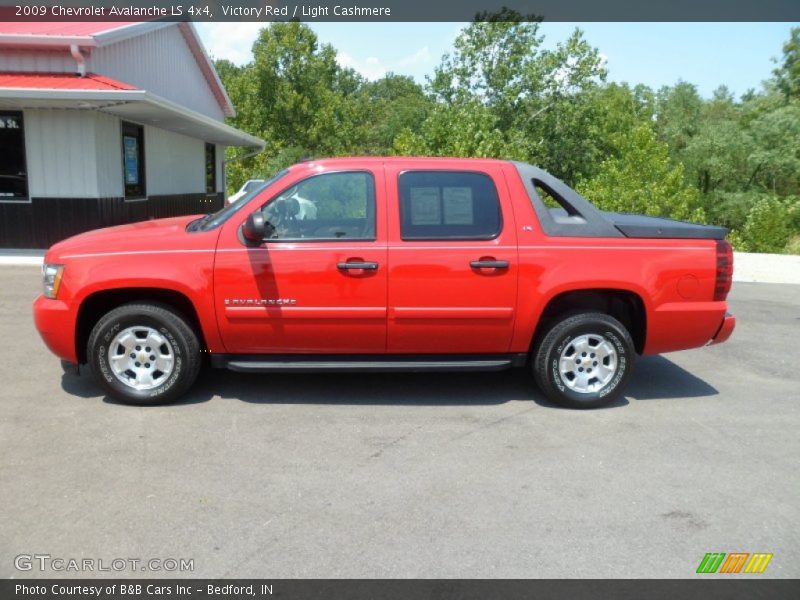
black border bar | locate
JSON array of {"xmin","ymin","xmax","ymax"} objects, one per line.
[
  {"xmin": 0, "ymin": 0, "xmax": 799, "ymax": 22},
  {"xmin": 2, "ymin": 579, "xmax": 799, "ymax": 600}
]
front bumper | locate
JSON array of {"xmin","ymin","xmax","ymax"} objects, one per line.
[
  {"xmin": 709, "ymin": 312, "xmax": 736, "ymax": 345},
  {"xmin": 33, "ymin": 294, "xmax": 78, "ymax": 363}
]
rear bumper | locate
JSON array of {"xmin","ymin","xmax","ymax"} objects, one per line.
[
  {"xmin": 709, "ymin": 312, "xmax": 736, "ymax": 345},
  {"xmin": 644, "ymin": 300, "xmax": 729, "ymax": 354},
  {"xmin": 33, "ymin": 294, "xmax": 78, "ymax": 363}
]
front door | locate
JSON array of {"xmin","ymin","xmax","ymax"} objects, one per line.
[
  {"xmin": 215, "ymin": 168, "xmax": 387, "ymax": 354},
  {"xmin": 385, "ymin": 164, "xmax": 518, "ymax": 354}
]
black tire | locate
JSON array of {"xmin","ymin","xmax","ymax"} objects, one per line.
[
  {"xmin": 87, "ymin": 303, "xmax": 202, "ymax": 405},
  {"xmin": 533, "ymin": 312, "xmax": 635, "ymax": 409}
]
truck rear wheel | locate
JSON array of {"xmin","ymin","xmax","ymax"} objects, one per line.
[
  {"xmin": 533, "ymin": 312, "xmax": 634, "ymax": 409},
  {"xmin": 87, "ymin": 303, "xmax": 202, "ymax": 405}
]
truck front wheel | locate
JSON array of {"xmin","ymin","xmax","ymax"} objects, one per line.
[
  {"xmin": 87, "ymin": 303, "xmax": 202, "ymax": 405},
  {"xmin": 533, "ymin": 312, "xmax": 635, "ymax": 409}
]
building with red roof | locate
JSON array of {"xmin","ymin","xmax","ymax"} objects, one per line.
[{"xmin": 0, "ymin": 22, "xmax": 264, "ymax": 248}]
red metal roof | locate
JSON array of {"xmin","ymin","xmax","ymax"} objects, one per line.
[
  {"xmin": 0, "ymin": 72, "xmax": 137, "ymax": 91},
  {"xmin": 0, "ymin": 22, "xmax": 137, "ymax": 37},
  {"xmin": 0, "ymin": 22, "xmax": 235, "ymax": 117}
]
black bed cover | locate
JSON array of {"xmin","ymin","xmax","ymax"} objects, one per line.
[{"xmin": 513, "ymin": 162, "xmax": 728, "ymax": 240}]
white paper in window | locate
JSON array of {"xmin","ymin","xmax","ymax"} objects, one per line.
[
  {"xmin": 443, "ymin": 187, "xmax": 473, "ymax": 224},
  {"xmin": 409, "ymin": 187, "xmax": 441, "ymax": 225}
]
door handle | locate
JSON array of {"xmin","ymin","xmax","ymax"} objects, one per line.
[
  {"xmin": 337, "ymin": 261, "xmax": 379, "ymax": 271},
  {"xmin": 470, "ymin": 259, "xmax": 509, "ymax": 269}
]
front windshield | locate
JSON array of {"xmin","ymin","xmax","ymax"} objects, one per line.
[{"xmin": 198, "ymin": 169, "xmax": 289, "ymax": 231}]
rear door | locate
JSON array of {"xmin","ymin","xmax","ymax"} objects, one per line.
[
  {"xmin": 214, "ymin": 166, "xmax": 388, "ymax": 354},
  {"xmin": 386, "ymin": 163, "xmax": 518, "ymax": 354}
]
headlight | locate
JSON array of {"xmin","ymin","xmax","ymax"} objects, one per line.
[{"xmin": 42, "ymin": 264, "xmax": 65, "ymax": 299}]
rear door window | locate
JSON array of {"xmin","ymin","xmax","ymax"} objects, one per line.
[{"xmin": 398, "ymin": 171, "xmax": 501, "ymax": 240}]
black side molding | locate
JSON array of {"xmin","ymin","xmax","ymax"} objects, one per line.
[{"xmin": 210, "ymin": 353, "xmax": 529, "ymax": 373}]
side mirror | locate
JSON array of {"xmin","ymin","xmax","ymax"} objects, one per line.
[{"xmin": 242, "ymin": 211, "xmax": 267, "ymax": 242}]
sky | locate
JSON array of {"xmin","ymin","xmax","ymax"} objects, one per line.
[{"xmin": 195, "ymin": 22, "xmax": 798, "ymax": 98}]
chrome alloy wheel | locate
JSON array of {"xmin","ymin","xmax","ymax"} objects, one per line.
[
  {"xmin": 558, "ymin": 333, "xmax": 618, "ymax": 394},
  {"xmin": 108, "ymin": 326, "xmax": 175, "ymax": 391}
]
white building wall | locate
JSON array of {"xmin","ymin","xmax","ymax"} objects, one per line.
[
  {"xmin": 143, "ymin": 124, "xmax": 206, "ymax": 196},
  {"xmin": 95, "ymin": 112, "xmax": 123, "ymax": 198},
  {"xmin": 0, "ymin": 49, "xmax": 74, "ymax": 73},
  {"xmin": 88, "ymin": 25, "xmax": 225, "ymax": 121},
  {"xmin": 23, "ymin": 109, "xmax": 99, "ymax": 198},
  {"xmin": 21, "ymin": 109, "xmax": 216, "ymax": 199}
]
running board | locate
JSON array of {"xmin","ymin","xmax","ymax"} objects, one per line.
[{"xmin": 211, "ymin": 354, "xmax": 528, "ymax": 373}]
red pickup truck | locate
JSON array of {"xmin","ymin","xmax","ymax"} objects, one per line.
[{"xmin": 33, "ymin": 157, "xmax": 735, "ymax": 408}]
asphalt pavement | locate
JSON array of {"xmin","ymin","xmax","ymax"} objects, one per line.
[{"xmin": 0, "ymin": 265, "xmax": 797, "ymax": 578}]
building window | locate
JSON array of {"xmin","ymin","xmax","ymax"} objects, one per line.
[
  {"xmin": 205, "ymin": 143, "xmax": 216, "ymax": 194},
  {"xmin": 121, "ymin": 122, "xmax": 145, "ymax": 199},
  {"xmin": 0, "ymin": 111, "xmax": 29, "ymax": 202},
  {"xmin": 398, "ymin": 171, "xmax": 502, "ymax": 240}
]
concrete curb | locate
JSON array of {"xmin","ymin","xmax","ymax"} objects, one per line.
[
  {"xmin": 732, "ymin": 252, "xmax": 800, "ymax": 285},
  {"xmin": 1, "ymin": 250, "xmax": 799, "ymax": 284},
  {"xmin": 0, "ymin": 250, "xmax": 44, "ymax": 266}
]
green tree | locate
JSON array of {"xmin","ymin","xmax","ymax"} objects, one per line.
[
  {"xmin": 579, "ymin": 83, "xmax": 657, "ymax": 174},
  {"xmin": 217, "ymin": 23, "xmax": 368, "ymax": 192},
  {"xmin": 393, "ymin": 101, "xmax": 511, "ymax": 158},
  {"xmin": 773, "ymin": 27, "xmax": 800, "ymax": 100},
  {"xmin": 682, "ymin": 120, "xmax": 752, "ymax": 196},
  {"xmin": 356, "ymin": 74, "xmax": 432, "ymax": 155},
  {"xmin": 425, "ymin": 19, "xmax": 606, "ymax": 183},
  {"xmin": 655, "ymin": 82, "xmax": 703, "ymax": 156},
  {"xmin": 577, "ymin": 124, "xmax": 701, "ymax": 221},
  {"xmin": 738, "ymin": 196, "xmax": 793, "ymax": 253},
  {"xmin": 247, "ymin": 22, "xmax": 360, "ymax": 152},
  {"xmin": 747, "ymin": 104, "xmax": 800, "ymax": 195}
]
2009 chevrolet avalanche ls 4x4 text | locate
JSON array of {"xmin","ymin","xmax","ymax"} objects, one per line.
[{"xmin": 33, "ymin": 158, "xmax": 735, "ymax": 408}]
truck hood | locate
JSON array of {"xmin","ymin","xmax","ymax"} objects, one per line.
[{"xmin": 47, "ymin": 215, "xmax": 205, "ymax": 260}]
